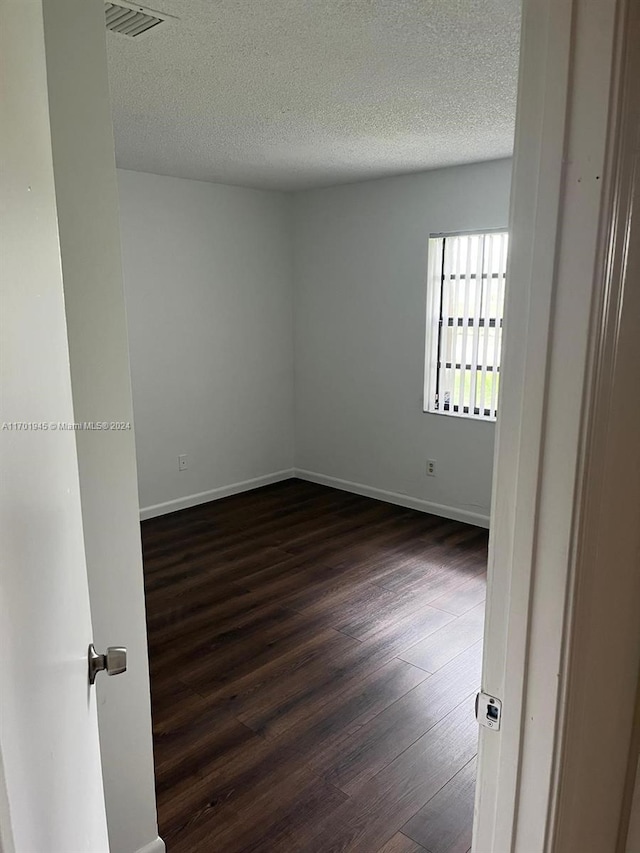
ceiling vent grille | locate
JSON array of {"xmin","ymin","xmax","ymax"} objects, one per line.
[{"xmin": 105, "ymin": 2, "xmax": 169, "ymax": 38}]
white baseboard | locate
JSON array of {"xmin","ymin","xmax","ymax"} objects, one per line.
[
  {"xmin": 139, "ymin": 469, "xmax": 295, "ymax": 520},
  {"xmin": 295, "ymin": 469, "xmax": 490, "ymax": 528},
  {"xmin": 135, "ymin": 838, "xmax": 165, "ymax": 853},
  {"xmin": 139, "ymin": 466, "xmax": 490, "ymax": 528}
]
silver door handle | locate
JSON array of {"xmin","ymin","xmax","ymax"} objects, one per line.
[{"xmin": 88, "ymin": 644, "xmax": 127, "ymax": 685}]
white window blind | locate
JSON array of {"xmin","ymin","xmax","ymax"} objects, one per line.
[{"xmin": 424, "ymin": 231, "xmax": 508, "ymax": 421}]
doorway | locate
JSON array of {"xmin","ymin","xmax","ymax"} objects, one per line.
[{"xmin": 2, "ymin": 0, "xmax": 636, "ymax": 852}]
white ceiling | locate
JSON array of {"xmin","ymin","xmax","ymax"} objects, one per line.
[{"xmin": 106, "ymin": 0, "xmax": 520, "ymax": 191}]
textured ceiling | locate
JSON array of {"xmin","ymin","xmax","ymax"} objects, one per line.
[{"xmin": 106, "ymin": 0, "xmax": 520, "ymax": 191}]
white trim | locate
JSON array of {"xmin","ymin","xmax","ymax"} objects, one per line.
[
  {"xmin": 472, "ymin": 0, "xmax": 574, "ymax": 842},
  {"xmin": 140, "ymin": 467, "xmax": 490, "ymax": 527},
  {"xmin": 0, "ymin": 743, "xmax": 14, "ymax": 853},
  {"xmin": 548, "ymin": 2, "xmax": 640, "ymax": 846},
  {"xmin": 139, "ymin": 470, "xmax": 295, "ymax": 520},
  {"xmin": 134, "ymin": 838, "xmax": 166, "ymax": 853},
  {"xmin": 295, "ymin": 469, "xmax": 490, "ymax": 528},
  {"xmin": 626, "ymin": 758, "xmax": 640, "ymax": 853},
  {"xmin": 473, "ymin": 0, "xmax": 631, "ymax": 850}
]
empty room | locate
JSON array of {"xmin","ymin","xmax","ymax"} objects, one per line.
[
  {"xmin": 109, "ymin": 1, "xmax": 515, "ymax": 850},
  {"xmin": 5, "ymin": 1, "xmax": 639, "ymax": 853}
]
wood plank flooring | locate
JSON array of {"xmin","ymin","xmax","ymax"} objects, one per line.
[{"xmin": 142, "ymin": 479, "xmax": 488, "ymax": 853}]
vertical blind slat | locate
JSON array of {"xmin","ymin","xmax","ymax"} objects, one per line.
[
  {"xmin": 489, "ymin": 233, "xmax": 506, "ymax": 416},
  {"xmin": 482, "ymin": 234, "xmax": 495, "ymax": 414},
  {"xmin": 440, "ymin": 237, "xmax": 447, "ymax": 408},
  {"xmin": 458, "ymin": 236, "xmax": 473, "ymax": 412},
  {"xmin": 470, "ymin": 236, "xmax": 483, "ymax": 413},
  {"xmin": 447, "ymin": 237, "xmax": 461, "ymax": 407},
  {"xmin": 440, "ymin": 237, "xmax": 452, "ymax": 409}
]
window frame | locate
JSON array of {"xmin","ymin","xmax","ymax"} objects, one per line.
[{"xmin": 423, "ymin": 227, "xmax": 508, "ymax": 422}]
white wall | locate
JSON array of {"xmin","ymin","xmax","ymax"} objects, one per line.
[
  {"xmin": 118, "ymin": 160, "xmax": 511, "ymax": 525},
  {"xmin": 292, "ymin": 159, "xmax": 512, "ymax": 525},
  {"xmin": 117, "ymin": 170, "xmax": 295, "ymax": 517}
]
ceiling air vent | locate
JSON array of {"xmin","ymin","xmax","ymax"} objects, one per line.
[{"xmin": 105, "ymin": 2, "xmax": 171, "ymax": 38}]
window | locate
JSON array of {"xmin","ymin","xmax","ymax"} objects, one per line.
[{"xmin": 424, "ymin": 230, "xmax": 508, "ymax": 421}]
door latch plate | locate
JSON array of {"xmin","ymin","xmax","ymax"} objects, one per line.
[{"xmin": 475, "ymin": 691, "xmax": 502, "ymax": 731}]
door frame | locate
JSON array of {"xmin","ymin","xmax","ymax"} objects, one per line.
[{"xmin": 474, "ymin": 0, "xmax": 640, "ymax": 850}]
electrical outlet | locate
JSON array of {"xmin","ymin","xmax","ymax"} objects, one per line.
[
  {"xmin": 426, "ymin": 459, "xmax": 436, "ymax": 477},
  {"xmin": 178, "ymin": 454, "xmax": 188, "ymax": 471}
]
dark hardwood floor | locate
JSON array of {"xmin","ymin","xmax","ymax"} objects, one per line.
[{"xmin": 142, "ymin": 478, "xmax": 488, "ymax": 853}]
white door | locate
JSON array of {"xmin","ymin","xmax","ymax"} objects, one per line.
[
  {"xmin": 2, "ymin": 2, "xmax": 162, "ymax": 851},
  {"xmin": 0, "ymin": 1, "xmax": 109, "ymax": 850}
]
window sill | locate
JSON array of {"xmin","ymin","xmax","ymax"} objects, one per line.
[{"xmin": 423, "ymin": 407, "xmax": 497, "ymax": 424}]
